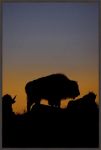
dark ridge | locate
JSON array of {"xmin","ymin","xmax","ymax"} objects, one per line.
[{"xmin": 2, "ymin": 92, "xmax": 99, "ymax": 148}]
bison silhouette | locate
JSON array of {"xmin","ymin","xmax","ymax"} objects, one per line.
[
  {"xmin": 25, "ymin": 73, "xmax": 80, "ymax": 111},
  {"xmin": 67, "ymin": 92, "xmax": 97, "ymax": 112},
  {"xmin": 2, "ymin": 94, "xmax": 16, "ymax": 117}
]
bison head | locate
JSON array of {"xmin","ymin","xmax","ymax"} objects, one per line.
[{"xmin": 69, "ymin": 80, "xmax": 80, "ymax": 99}]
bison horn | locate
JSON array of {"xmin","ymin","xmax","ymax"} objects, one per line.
[{"xmin": 13, "ymin": 95, "xmax": 17, "ymax": 100}]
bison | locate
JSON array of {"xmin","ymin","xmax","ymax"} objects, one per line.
[
  {"xmin": 67, "ymin": 92, "xmax": 97, "ymax": 112},
  {"xmin": 25, "ymin": 73, "xmax": 80, "ymax": 112},
  {"xmin": 2, "ymin": 94, "xmax": 16, "ymax": 117}
]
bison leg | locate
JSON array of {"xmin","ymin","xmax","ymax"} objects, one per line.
[
  {"xmin": 34, "ymin": 97, "xmax": 40, "ymax": 105},
  {"xmin": 48, "ymin": 98, "xmax": 60, "ymax": 108},
  {"xmin": 48, "ymin": 98, "xmax": 54, "ymax": 107},
  {"xmin": 27, "ymin": 95, "xmax": 33, "ymax": 112},
  {"xmin": 54, "ymin": 99, "xmax": 61, "ymax": 108},
  {"xmin": 27, "ymin": 101, "xmax": 31, "ymax": 112}
]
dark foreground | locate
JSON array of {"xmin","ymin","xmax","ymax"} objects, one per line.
[{"xmin": 2, "ymin": 102, "xmax": 99, "ymax": 148}]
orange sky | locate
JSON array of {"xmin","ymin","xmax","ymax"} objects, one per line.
[{"xmin": 3, "ymin": 68, "xmax": 99, "ymax": 114}]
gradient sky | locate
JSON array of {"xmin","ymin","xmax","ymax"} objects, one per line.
[{"xmin": 3, "ymin": 3, "xmax": 99, "ymax": 113}]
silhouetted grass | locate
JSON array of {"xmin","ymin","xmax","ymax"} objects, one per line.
[{"xmin": 2, "ymin": 93, "xmax": 99, "ymax": 148}]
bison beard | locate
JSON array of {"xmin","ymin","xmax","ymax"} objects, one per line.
[{"xmin": 25, "ymin": 73, "xmax": 80, "ymax": 112}]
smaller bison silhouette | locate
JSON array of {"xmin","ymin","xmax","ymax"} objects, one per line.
[
  {"xmin": 25, "ymin": 73, "xmax": 80, "ymax": 111},
  {"xmin": 2, "ymin": 94, "xmax": 16, "ymax": 118},
  {"xmin": 67, "ymin": 92, "xmax": 97, "ymax": 112}
]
